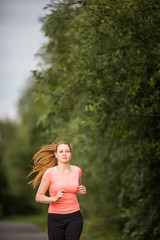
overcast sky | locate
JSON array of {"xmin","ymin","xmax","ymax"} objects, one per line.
[{"xmin": 0, "ymin": 0, "xmax": 50, "ymax": 121}]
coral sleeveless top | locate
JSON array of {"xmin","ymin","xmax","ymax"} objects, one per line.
[{"xmin": 42, "ymin": 165, "xmax": 82, "ymax": 214}]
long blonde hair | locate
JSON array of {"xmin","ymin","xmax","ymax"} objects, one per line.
[{"xmin": 27, "ymin": 141, "xmax": 71, "ymax": 188}]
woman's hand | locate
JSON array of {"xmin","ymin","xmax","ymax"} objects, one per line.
[
  {"xmin": 55, "ymin": 190, "xmax": 65, "ymax": 201},
  {"xmin": 77, "ymin": 185, "xmax": 86, "ymax": 195}
]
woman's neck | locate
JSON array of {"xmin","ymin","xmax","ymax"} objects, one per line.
[{"xmin": 56, "ymin": 163, "xmax": 71, "ymax": 173}]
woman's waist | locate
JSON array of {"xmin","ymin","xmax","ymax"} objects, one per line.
[{"xmin": 48, "ymin": 200, "xmax": 80, "ymax": 214}]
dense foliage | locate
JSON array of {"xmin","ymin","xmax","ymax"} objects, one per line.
[{"xmin": 0, "ymin": 0, "xmax": 160, "ymax": 239}]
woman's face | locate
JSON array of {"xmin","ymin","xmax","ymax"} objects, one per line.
[{"xmin": 55, "ymin": 144, "xmax": 72, "ymax": 164}]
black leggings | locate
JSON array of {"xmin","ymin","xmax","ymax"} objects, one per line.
[{"xmin": 47, "ymin": 210, "xmax": 83, "ymax": 240}]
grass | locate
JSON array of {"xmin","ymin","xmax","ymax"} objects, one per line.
[
  {"xmin": 81, "ymin": 217, "xmax": 121, "ymax": 240},
  {"xmin": 4, "ymin": 214, "xmax": 48, "ymax": 232}
]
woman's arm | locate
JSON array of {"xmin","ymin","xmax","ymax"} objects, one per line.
[
  {"xmin": 77, "ymin": 176, "xmax": 86, "ymax": 195},
  {"xmin": 35, "ymin": 177, "xmax": 64, "ymax": 204}
]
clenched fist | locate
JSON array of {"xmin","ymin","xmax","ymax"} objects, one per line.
[
  {"xmin": 56, "ymin": 190, "xmax": 65, "ymax": 200},
  {"xmin": 77, "ymin": 185, "xmax": 86, "ymax": 195}
]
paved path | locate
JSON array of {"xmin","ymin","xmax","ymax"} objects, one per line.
[{"xmin": 0, "ymin": 220, "xmax": 48, "ymax": 240}]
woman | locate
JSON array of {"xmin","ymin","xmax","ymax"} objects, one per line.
[{"xmin": 28, "ymin": 141, "xmax": 86, "ymax": 240}]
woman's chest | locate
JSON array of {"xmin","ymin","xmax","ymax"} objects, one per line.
[{"xmin": 49, "ymin": 174, "xmax": 79, "ymax": 193}]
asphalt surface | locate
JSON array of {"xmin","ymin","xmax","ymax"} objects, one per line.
[{"xmin": 0, "ymin": 220, "xmax": 48, "ymax": 240}]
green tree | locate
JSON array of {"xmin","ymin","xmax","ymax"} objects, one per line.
[
  {"xmin": 0, "ymin": 120, "xmax": 17, "ymax": 216},
  {"xmin": 33, "ymin": 0, "xmax": 160, "ymax": 239},
  {"xmin": 1, "ymin": 80, "xmax": 48, "ymax": 216}
]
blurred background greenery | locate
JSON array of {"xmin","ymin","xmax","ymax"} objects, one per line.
[{"xmin": 0, "ymin": 0, "xmax": 160, "ymax": 240}]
